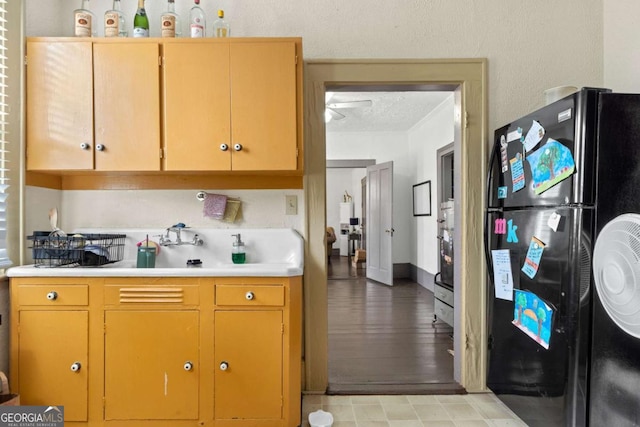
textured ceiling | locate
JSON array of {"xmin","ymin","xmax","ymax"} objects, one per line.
[{"xmin": 325, "ymin": 91, "xmax": 453, "ymax": 133}]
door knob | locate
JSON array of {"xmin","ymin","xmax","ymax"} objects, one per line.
[
  {"xmin": 220, "ymin": 143, "xmax": 228, "ymax": 151},
  {"xmin": 70, "ymin": 362, "xmax": 81, "ymax": 372},
  {"xmin": 183, "ymin": 361, "xmax": 193, "ymax": 371},
  {"xmin": 46, "ymin": 291, "xmax": 58, "ymax": 301},
  {"xmin": 219, "ymin": 361, "xmax": 229, "ymax": 371}
]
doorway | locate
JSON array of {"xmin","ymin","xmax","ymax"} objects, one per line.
[{"xmin": 303, "ymin": 59, "xmax": 487, "ymax": 394}]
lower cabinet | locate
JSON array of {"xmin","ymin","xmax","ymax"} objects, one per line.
[
  {"xmin": 104, "ymin": 310, "xmax": 200, "ymax": 420},
  {"xmin": 9, "ymin": 276, "xmax": 302, "ymax": 427}
]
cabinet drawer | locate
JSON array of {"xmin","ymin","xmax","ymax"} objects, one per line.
[
  {"xmin": 104, "ymin": 285, "xmax": 199, "ymax": 306},
  {"xmin": 216, "ymin": 285, "xmax": 284, "ymax": 307},
  {"xmin": 18, "ymin": 284, "xmax": 88, "ymax": 306},
  {"xmin": 435, "ymin": 299, "xmax": 454, "ymax": 327},
  {"xmin": 434, "ymin": 284, "xmax": 454, "ymax": 306}
]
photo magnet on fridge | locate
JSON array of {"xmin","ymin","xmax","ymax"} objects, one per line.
[
  {"xmin": 521, "ymin": 236, "xmax": 545, "ymax": 279},
  {"xmin": 526, "ymin": 139, "xmax": 576, "ymax": 195},
  {"xmin": 512, "ymin": 289, "xmax": 554, "ymax": 349},
  {"xmin": 510, "ymin": 153, "xmax": 526, "ymax": 193}
]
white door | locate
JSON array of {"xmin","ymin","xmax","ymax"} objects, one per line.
[{"xmin": 366, "ymin": 161, "xmax": 393, "ymax": 285}]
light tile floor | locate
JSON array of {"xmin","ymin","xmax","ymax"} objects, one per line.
[{"xmin": 302, "ymin": 394, "xmax": 528, "ymax": 427}]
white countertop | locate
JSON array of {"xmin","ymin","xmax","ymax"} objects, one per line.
[{"xmin": 9, "ymin": 228, "xmax": 304, "ymax": 278}]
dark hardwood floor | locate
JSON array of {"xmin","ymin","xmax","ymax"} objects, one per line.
[{"xmin": 327, "ymin": 254, "xmax": 465, "ymax": 395}]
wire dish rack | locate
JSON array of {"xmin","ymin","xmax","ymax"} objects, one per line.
[{"xmin": 27, "ymin": 232, "xmax": 126, "ymax": 267}]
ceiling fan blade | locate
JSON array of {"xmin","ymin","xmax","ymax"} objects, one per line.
[
  {"xmin": 327, "ymin": 108, "xmax": 346, "ymax": 121},
  {"xmin": 326, "ymin": 100, "xmax": 373, "ymax": 109}
]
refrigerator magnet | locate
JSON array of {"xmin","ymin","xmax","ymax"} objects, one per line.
[
  {"xmin": 507, "ymin": 127, "xmax": 523, "ymax": 142},
  {"xmin": 521, "ymin": 236, "xmax": 546, "ymax": 279},
  {"xmin": 526, "ymin": 138, "xmax": 576, "ymax": 195},
  {"xmin": 500, "ymin": 135, "xmax": 509, "ymax": 173},
  {"xmin": 548, "ymin": 212, "xmax": 562, "ymax": 232},
  {"xmin": 521, "ymin": 120, "xmax": 546, "ymax": 152},
  {"xmin": 512, "ymin": 289, "xmax": 554, "ymax": 349},
  {"xmin": 510, "ymin": 153, "xmax": 526, "ymax": 192},
  {"xmin": 491, "ymin": 249, "xmax": 514, "ymax": 301},
  {"xmin": 497, "ymin": 186, "xmax": 508, "ymax": 199}
]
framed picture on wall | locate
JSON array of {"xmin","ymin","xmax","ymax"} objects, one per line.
[{"xmin": 413, "ymin": 180, "xmax": 431, "ymax": 216}]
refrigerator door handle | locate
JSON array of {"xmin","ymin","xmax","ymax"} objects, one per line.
[{"xmin": 484, "ymin": 138, "xmax": 501, "ymax": 281}]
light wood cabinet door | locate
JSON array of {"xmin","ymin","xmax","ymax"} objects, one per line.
[
  {"xmin": 93, "ymin": 42, "xmax": 161, "ymax": 171},
  {"xmin": 18, "ymin": 311, "xmax": 88, "ymax": 421},
  {"xmin": 104, "ymin": 310, "xmax": 199, "ymax": 420},
  {"xmin": 230, "ymin": 41, "xmax": 298, "ymax": 171},
  {"xmin": 214, "ymin": 310, "xmax": 283, "ymax": 421},
  {"xmin": 163, "ymin": 42, "xmax": 232, "ymax": 171},
  {"xmin": 26, "ymin": 41, "xmax": 94, "ymax": 171}
]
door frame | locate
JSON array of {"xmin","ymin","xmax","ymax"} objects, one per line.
[
  {"xmin": 437, "ymin": 143, "xmax": 455, "ymax": 275},
  {"xmin": 303, "ymin": 59, "xmax": 487, "ymax": 392}
]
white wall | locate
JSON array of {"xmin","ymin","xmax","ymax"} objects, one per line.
[
  {"xmin": 409, "ymin": 95, "xmax": 455, "ymax": 276},
  {"xmin": 603, "ymin": 0, "xmax": 640, "ymax": 92},
  {"xmin": 326, "ymin": 168, "xmax": 365, "ymax": 240}
]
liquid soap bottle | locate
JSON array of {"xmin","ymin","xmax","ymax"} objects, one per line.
[{"xmin": 231, "ymin": 234, "xmax": 246, "ymax": 264}]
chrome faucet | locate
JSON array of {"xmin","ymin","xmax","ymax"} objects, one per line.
[{"xmin": 157, "ymin": 226, "xmax": 204, "ymax": 247}]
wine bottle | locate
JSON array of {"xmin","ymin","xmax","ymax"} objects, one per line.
[
  {"xmin": 104, "ymin": 0, "xmax": 127, "ymax": 37},
  {"xmin": 161, "ymin": 0, "xmax": 182, "ymax": 38},
  {"xmin": 213, "ymin": 10, "xmax": 230, "ymax": 37},
  {"xmin": 133, "ymin": 0, "xmax": 150, "ymax": 38},
  {"xmin": 189, "ymin": 0, "xmax": 206, "ymax": 38},
  {"xmin": 74, "ymin": 0, "xmax": 96, "ymax": 37}
]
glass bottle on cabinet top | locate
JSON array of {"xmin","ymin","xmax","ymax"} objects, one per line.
[
  {"xmin": 74, "ymin": 0, "xmax": 96, "ymax": 37},
  {"xmin": 104, "ymin": 0, "xmax": 127, "ymax": 37},
  {"xmin": 133, "ymin": 0, "xmax": 150, "ymax": 38},
  {"xmin": 161, "ymin": 0, "xmax": 182, "ymax": 38},
  {"xmin": 189, "ymin": 0, "xmax": 206, "ymax": 38},
  {"xmin": 213, "ymin": 10, "xmax": 230, "ymax": 37}
]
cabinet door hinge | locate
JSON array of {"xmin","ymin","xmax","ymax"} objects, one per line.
[
  {"xmin": 159, "ymin": 56, "xmax": 163, "ymax": 67},
  {"xmin": 159, "ymin": 148, "xmax": 164, "ymax": 159},
  {"xmin": 295, "ymin": 55, "xmax": 298, "ymax": 65},
  {"xmin": 464, "ymin": 110, "xmax": 469, "ymax": 129},
  {"xmin": 296, "ymin": 148, "xmax": 299, "ymax": 159},
  {"xmin": 281, "ymin": 323, "xmax": 285, "ymax": 334},
  {"xmin": 24, "ymin": 55, "xmax": 28, "ymax": 66}
]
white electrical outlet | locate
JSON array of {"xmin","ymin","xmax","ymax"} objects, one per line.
[{"xmin": 285, "ymin": 195, "xmax": 297, "ymax": 215}]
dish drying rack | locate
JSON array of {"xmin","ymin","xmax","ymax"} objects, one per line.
[{"xmin": 27, "ymin": 232, "xmax": 126, "ymax": 267}]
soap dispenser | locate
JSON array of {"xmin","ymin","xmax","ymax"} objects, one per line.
[{"xmin": 231, "ymin": 234, "xmax": 246, "ymax": 264}]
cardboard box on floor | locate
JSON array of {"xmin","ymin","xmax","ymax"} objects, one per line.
[{"xmin": 352, "ymin": 249, "xmax": 366, "ymax": 269}]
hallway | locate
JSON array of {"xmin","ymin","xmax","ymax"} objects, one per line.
[{"xmin": 328, "ymin": 255, "xmax": 464, "ymax": 394}]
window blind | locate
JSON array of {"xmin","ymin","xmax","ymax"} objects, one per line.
[{"xmin": 0, "ymin": 0, "xmax": 12, "ymax": 268}]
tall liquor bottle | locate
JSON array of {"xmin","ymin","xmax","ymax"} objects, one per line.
[
  {"xmin": 104, "ymin": 0, "xmax": 127, "ymax": 37},
  {"xmin": 133, "ymin": 0, "xmax": 150, "ymax": 38},
  {"xmin": 161, "ymin": 0, "xmax": 182, "ymax": 38},
  {"xmin": 189, "ymin": 0, "xmax": 206, "ymax": 38},
  {"xmin": 74, "ymin": 0, "xmax": 96, "ymax": 37},
  {"xmin": 213, "ymin": 10, "xmax": 230, "ymax": 37}
]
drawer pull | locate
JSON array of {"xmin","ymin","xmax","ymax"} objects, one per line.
[
  {"xmin": 219, "ymin": 361, "xmax": 229, "ymax": 371},
  {"xmin": 70, "ymin": 362, "xmax": 81, "ymax": 372},
  {"xmin": 245, "ymin": 291, "xmax": 255, "ymax": 301},
  {"xmin": 183, "ymin": 361, "xmax": 193, "ymax": 371},
  {"xmin": 46, "ymin": 291, "xmax": 58, "ymax": 301}
]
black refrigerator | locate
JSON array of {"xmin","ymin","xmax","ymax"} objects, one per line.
[{"xmin": 485, "ymin": 87, "xmax": 610, "ymax": 427}]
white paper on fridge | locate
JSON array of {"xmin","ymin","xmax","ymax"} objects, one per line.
[
  {"xmin": 522, "ymin": 120, "xmax": 545, "ymax": 152},
  {"xmin": 492, "ymin": 249, "xmax": 514, "ymax": 301}
]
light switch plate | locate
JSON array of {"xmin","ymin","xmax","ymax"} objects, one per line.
[{"xmin": 285, "ymin": 195, "xmax": 297, "ymax": 215}]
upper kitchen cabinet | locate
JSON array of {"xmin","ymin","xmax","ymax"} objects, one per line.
[
  {"xmin": 25, "ymin": 39, "xmax": 161, "ymax": 172},
  {"xmin": 93, "ymin": 42, "xmax": 161, "ymax": 171},
  {"xmin": 163, "ymin": 39, "xmax": 301, "ymax": 172},
  {"xmin": 26, "ymin": 41, "xmax": 94, "ymax": 171}
]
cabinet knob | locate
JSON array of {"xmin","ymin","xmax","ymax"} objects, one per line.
[
  {"xmin": 70, "ymin": 362, "xmax": 81, "ymax": 372},
  {"xmin": 80, "ymin": 142, "xmax": 90, "ymax": 150},
  {"xmin": 219, "ymin": 361, "xmax": 229, "ymax": 371},
  {"xmin": 219, "ymin": 143, "xmax": 229, "ymax": 152},
  {"xmin": 46, "ymin": 291, "xmax": 58, "ymax": 301},
  {"xmin": 96, "ymin": 144, "xmax": 105, "ymax": 151},
  {"xmin": 183, "ymin": 361, "xmax": 193, "ymax": 371},
  {"xmin": 245, "ymin": 291, "xmax": 255, "ymax": 301},
  {"xmin": 233, "ymin": 143, "xmax": 243, "ymax": 152}
]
